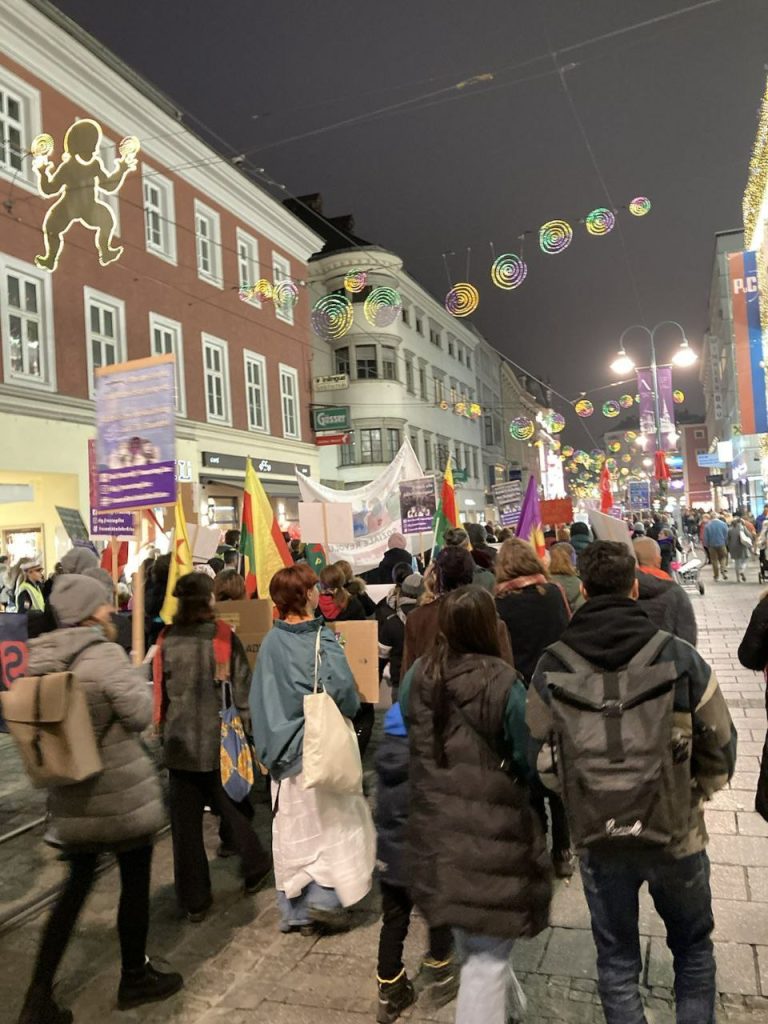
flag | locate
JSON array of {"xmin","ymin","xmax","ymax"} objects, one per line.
[
  {"xmin": 599, "ymin": 464, "xmax": 613, "ymax": 513},
  {"xmin": 305, "ymin": 543, "xmax": 327, "ymax": 575},
  {"xmin": 516, "ymin": 476, "xmax": 546, "ymax": 558},
  {"xmin": 432, "ymin": 457, "xmax": 460, "ymax": 554},
  {"xmin": 160, "ymin": 491, "xmax": 193, "ymax": 624},
  {"xmin": 240, "ymin": 457, "xmax": 292, "ymax": 598}
]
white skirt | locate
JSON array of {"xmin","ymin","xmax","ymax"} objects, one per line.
[{"xmin": 271, "ymin": 771, "xmax": 375, "ymax": 907}]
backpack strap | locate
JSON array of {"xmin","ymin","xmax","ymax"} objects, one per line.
[
  {"xmin": 627, "ymin": 630, "xmax": 673, "ymax": 669},
  {"xmin": 213, "ymin": 619, "xmax": 234, "ymax": 683},
  {"xmin": 546, "ymin": 641, "xmax": 595, "ymax": 674}
]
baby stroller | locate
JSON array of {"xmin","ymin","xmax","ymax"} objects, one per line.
[{"xmin": 673, "ymin": 554, "xmax": 705, "ymax": 596}]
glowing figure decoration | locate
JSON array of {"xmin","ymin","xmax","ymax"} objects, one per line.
[
  {"xmin": 585, "ymin": 208, "xmax": 616, "ymax": 236},
  {"xmin": 608, "ymin": 441, "xmax": 621, "ymax": 453},
  {"xmin": 549, "ymin": 412, "xmax": 566, "ymax": 433},
  {"xmin": 539, "ymin": 220, "xmax": 573, "ymax": 254},
  {"xmin": 575, "ymin": 399, "xmax": 594, "ymax": 418},
  {"xmin": 562, "ymin": 445, "xmax": 574, "ymax": 458},
  {"xmin": 344, "ymin": 270, "xmax": 367, "ymax": 293},
  {"xmin": 624, "ymin": 430, "xmax": 638, "ymax": 442},
  {"xmin": 602, "ymin": 400, "xmax": 621, "ymax": 418},
  {"xmin": 240, "ymin": 279, "xmax": 273, "ymax": 302},
  {"xmin": 445, "ymin": 282, "xmax": 480, "ymax": 317},
  {"xmin": 491, "ymin": 253, "xmax": 527, "ymax": 290},
  {"xmin": 673, "ymin": 389, "xmax": 685, "ymax": 405},
  {"xmin": 629, "ymin": 197, "xmax": 652, "ymax": 217},
  {"xmin": 273, "ymin": 280, "xmax": 300, "ymax": 309},
  {"xmin": 32, "ymin": 119, "xmax": 139, "ymax": 272},
  {"xmin": 509, "ymin": 417, "xmax": 535, "ymax": 441},
  {"xmin": 619, "ymin": 394, "xmax": 634, "ymax": 408},
  {"xmin": 364, "ymin": 286, "xmax": 402, "ymax": 327}
]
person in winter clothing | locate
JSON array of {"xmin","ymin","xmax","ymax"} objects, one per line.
[
  {"xmin": 634, "ymin": 537, "xmax": 697, "ymax": 645},
  {"xmin": 569, "ymin": 521, "xmax": 593, "ymax": 557},
  {"xmin": 400, "ymin": 586, "xmax": 552, "ymax": 1024},
  {"xmin": 362, "ymin": 533, "xmax": 415, "ymax": 585},
  {"xmin": 401, "ymin": 547, "xmax": 513, "ymax": 675},
  {"xmin": 15, "ymin": 558, "xmax": 45, "ymax": 612},
  {"xmin": 19, "ymin": 575, "xmax": 182, "ymax": 1024},
  {"xmin": 374, "ymin": 702, "xmax": 458, "ymax": 1022},
  {"xmin": 318, "ymin": 563, "xmax": 368, "ymax": 622},
  {"xmin": 377, "ymin": 569, "xmax": 423, "ymax": 699},
  {"xmin": 145, "ymin": 553, "xmax": 171, "ymax": 644},
  {"xmin": 213, "ymin": 567, "xmax": 246, "ymax": 602},
  {"xmin": 548, "ymin": 543, "xmax": 585, "ymax": 615},
  {"xmin": 443, "ymin": 527, "xmax": 496, "ymax": 591},
  {"xmin": 466, "ymin": 521, "xmax": 498, "ymax": 565},
  {"xmin": 527, "ymin": 541, "xmax": 737, "ymax": 1024},
  {"xmin": 250, "ymin": 564, "xmax": 374, "ymax": 935},
  {"xmin": 737, "ymin": 592, "xmax": 768, "ymax": 819},
  {"xmin": 657, "ymin": 527, "xmax": 682, "ymax": 576},
  {"xmin": 153, "ymin": 572, "xmax": 270, "ymax": 921},
  {"xmin": 494, "ymin": 537, "xmax": 572, "ymax": 876},
  {"xmin": 727, "ymin": 516, "xmax": 753, "ymax": 582},
  {"xmin": 703, "ymin": 515, "xmax": 729, "ymax": 580},
  {"xmin": 335, "ymin": 559, "xmax": 377, "ymax": 617}
]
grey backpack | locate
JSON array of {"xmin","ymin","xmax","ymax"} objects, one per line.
[{"xmin": 545, "ymin": 631, "xmax": 693, "ymax": 849}]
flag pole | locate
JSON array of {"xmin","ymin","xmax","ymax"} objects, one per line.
[{"xmin": 131, "ymin": 514, "xmax": 145, "ymax": 665}]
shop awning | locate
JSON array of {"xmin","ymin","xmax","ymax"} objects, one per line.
[{"xmin": 200, "ymin": 473, "xmax": 301, "ymax": 498}]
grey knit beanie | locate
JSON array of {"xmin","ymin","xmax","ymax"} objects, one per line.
[
  {"xmin": 51, "ymin": 575, "xmax": 108, "ymax": 626},
  {"xmin": 60, "ymin": 546, "xmax": 99, "ymax": 574},
  {"xmin": 83, "ymin": 566, "xmax": 114, "ymax": 603}
]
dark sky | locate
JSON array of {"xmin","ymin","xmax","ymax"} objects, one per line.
[{"xmin": 53, "ymin": 0, "xmax": 768, "ymax": 428}]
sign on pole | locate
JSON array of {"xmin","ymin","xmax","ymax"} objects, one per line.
[
  {"xmin": 492, "ymin": 480, "xmax": 523, "ymax": 527},
  {"xmin": 399, "ymin": 477, "xmax": 437, "ymax": 535},
  {"xmin": 627, "ymin": 480, "xmax": 651, "ymax": 510},
  {"xmin": 95, "ymin": 355, "xmax": 177, "ymax": 511},
  {"xmin": 87, "ymin": 439, "xmax": 134, "ymax": 539},
  {"xmin": 696, "ymin": 452, "xmax": 723, "ymax": 468}
]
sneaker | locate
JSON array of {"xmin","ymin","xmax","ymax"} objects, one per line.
[
  {"xmin": 413, "ymin": 956, "xmax": 459, "ymax": 1008},
  {"xmin": 308, "ymin": 906, "xmax": 351, "ymax": 934},
  {"xmin": 740, "ymin": 573, "xmax": 747, "ymax": 582},
  {"xmin": 17, "ymin": 993, "xmax": 73, "ymax": 1024},
  {"xmin": 377, "ymin": 972, "xmax": 415, "ymax": 1024},
  {"xmin": 184, "ymin": 896, "xmax": 212, "ymax": 923},
  {"xmin": 553, "ymin": 849, "xmax": 575, "ymax": 879},
  {"xmin": 116, "ymin": 959, "xmax": 184, "ymax": 1011}
]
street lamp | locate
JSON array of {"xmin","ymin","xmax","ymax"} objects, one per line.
[{"xmin": 608, "ymin": 321, "xmax": 697, "ymax": 453}]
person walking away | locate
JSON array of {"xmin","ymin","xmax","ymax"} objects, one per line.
[
  {"xmin": 494, "ymin": 537, "xmax": 572, "ymax": 876},
  {"xmin": 633, "ymin": 537, "xmax": 697, "ymax": 645},
  {"xmin": 569, "ymin": 521, "xmax": 593, "ymax": 558},
  {"xmin": 15, "ymin": 558, "xmax": 45, "ymax": 613},
  {"xmin": 699, "ymin": 513, "xmax": 711, "ymax": 564},
  {"xmin": 362, "ymin": 533, "xmax": 414, "ymax": 585},
  {"xmin": 527, "ymin": 541, "xmax": 737, "ymax": 1024},
  {"xmin": 401, "ymin": 547, "xmax": 513, "ymax": 675},
  {"xmin": 374, "ymin": 700, "xmax": 458, "ymax": 1022},
  {"xmin": 738, "ymin": 591, "xmax": 768, "ymax": 819},
  {"xmin": 250, "ymin": 564, "xmax": 374, "ymax": 934},
  {"xmin": 442, "ymin": 527, "xmax": 496, "ymax": 591},
  {"xmin": 153, "ymin": 573, "xmax": 270, "ymax": 922},
  {"xmin": 400, "ymin": 587, "xmax": 552, "ymax": 1024},
  {"xmin": 548, "ymin": 543, "xmax": 585, "ymax": 615},
  {"xmin": 335, "ymin": 559, "xmax": 377, "ymax": 616},
  {"xmin": 727, "ymin": 515, "xmax": 753, "ymax": 582},
  {"xmin": 657, "ymin": 527, "xmax": 681, "ymax": 577},
  {"xmin": 377, "ymin": 570, "xmax": 424, "ymax": 701},
  {"xmin": 213, "ymin": 567, "xmax": 246, "ymax": 602},
  {"xmin": 703, "ymin": 515, "xmax": 729, "ymax": 580},
  {"xmin": 466, "ymin": 522, "xmax": 498, "ymax": 566},
  {"xmin": 18, "ymin": 575, "xmax": 182, "ymax": 1023}
]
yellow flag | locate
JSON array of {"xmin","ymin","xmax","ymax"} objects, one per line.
[
  {"xmin": 160, "ymin": 491, "xmax": 194, "ymax": 624},
  {"xmin": 241, "ymin": 457, "xmax": 292, "ymax": 599}
]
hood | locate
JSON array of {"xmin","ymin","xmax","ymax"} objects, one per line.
[
  {"xmin": 636, "ymin": 570, "xmax": 674, "ymax": 600},
  {"xmin": 375, "ymin": 728, "xmax": 410, "ymax": 787},
  {"xmin": 318, "ymin": 593, "xmax": 343, "ymax": 620},
  {"xmin": 381, "ymin": 548, "xmax": 413, "ymax": 570},
  {"xmin": 384, "ymin": 702, "xmax": 407, "ymax": 736},
  {"xmin": 27, "ymin": 626, "xmax": 105, "ymax": 675},
  {"xmin": 557, "ymin": 596, "xmax": 657, "ymax": 670}
]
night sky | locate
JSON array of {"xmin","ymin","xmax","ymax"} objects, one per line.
[{"xmin": 51, "ymin": 0, "xmax": 768, "ymax": 432}]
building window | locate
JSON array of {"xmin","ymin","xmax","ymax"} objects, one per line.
[
  {"xmin": 694, "ymin": 429, "xmax": 705, "ymax": 439},
  {"xmin": 356, "ymin": 344, "xmax": 378, "ymax": 380},
  {"xmin": 409, "ymin": 431, "xmax": 419, "ymax": 459},
  {"xmin": 419, "ymin": 365, "xmax": 428, "ymax": 400},
  {"xmin": 386, "ymin": 428, "xmax": 401, "ymax": 460},
  {"xmin": 279, "ymin": 363, "xmax": 300, "ymax": 439},
  {"xmin": 335, "ymin": 346, "xmax": 350, "ymax": 376},
  {"xmin": 142, "ymin": 168, "xmax": 176, "ymax": 262},
  {"xmin": 202, "ymin": 334, "xmax": 231, "ymax": 424},
  {"xmin": 405, "ymin": 355, "xmax": 415, "ymax": 393},
  {"xmin": 434, "ymin": 375, "xmax": 445, "ymax": 403},
  {"xmin": 455, "ymin": 445, "xmax": 463, "ymax": 471},
  {"xmin": 450, "ymin": 384, "xmax": 458, "ymax": 404},
  {"xmin": 430, "ymin": 328, "xmax": 442, "ymax": 348},
  {"xmin": 471, "ymin": 448, "xmax": 478, "ymax": 479},
  {"xmin": 436, "ymin": 441, "xmax": 450, "ymax": 470},
  {"xmin": 484, "ymin": 415, "xmax": 494, "ymax": 447},
  {"xmin": 415, "ymin": 316, "xmax": 424, "ymax": 336},
  {"xmin": 360, "ymin": 428, "xmax": 383, "ymax": 464},
  {"xmin": 340, "ymin": 433, "xmax": 357, "ymax": 466},
  {"xmin": 457, "ymin": 346, "xmax": 464, "ymax": 365},
  {"xmin": 244, "ymin": 351, "xmax": 268, "ymax": 432},
  {"xmin": 466, "ymin": 352, "xmax": 472, "ymax": 371},
  {"xmin": 194, "ymin": 200, "xmax": 222, "ymax": 287},
  {"xmin": 149, "ymin": 313, "xmax": 185, "ymax": 416},
  {"xmin": 448, "ymin": 339, "xmax": 455, "ymax": 357},
  {"xmin": 0, "ymin": 87, "xmax": 23, "ymax": 173},
  {"xmin": 1, "ymin": 257, "xmax": 54, "ymax": 389},
  {"xmin": 237, "ymin": 229, "xmax": 260, "ymax": 305},
  {"xmin": 401, "ymin": 307, "xmax": 410, "ymax": 326},
  {"xmin": 423, "ymin": 434, "xmax": 433, "ymax": 472},
  {"xmin": 382, "ymin": 346, "xmax": 397, "ymax": 381},
  {"xmin": 84, "ymin": 287, "xmax": 126, "ymax": 395},
  {"xmin": 0, "ymin": 70, "xmax": 40, "ymax": 188},
  {"xmin": 272, "ymin": 252, "xmax": 294, "ymax": 325}
]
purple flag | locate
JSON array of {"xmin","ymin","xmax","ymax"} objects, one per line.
[
  {"xmin": 637, "ymin": 367, "xmax": 676, "ymax": 452},
  {"xmin": 516, "ymin": 476, "xmax": 545, "ymax": 556}
]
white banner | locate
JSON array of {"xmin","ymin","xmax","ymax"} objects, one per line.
[{"xmin": 296, "ymin": 440, "xmax": 426, "ymax": 570}]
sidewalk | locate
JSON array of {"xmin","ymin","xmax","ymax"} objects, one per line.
[{"xmin": 1, "ymin": 563, "xmax": 767, "ymax": 1023}]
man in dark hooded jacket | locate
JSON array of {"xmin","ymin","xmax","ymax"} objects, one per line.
[
  {"xmin": 362, "ymin": 533, "xmax": 414, "ymax": 585},
  {"xmin": 633, "ymin": 537, "xmax": 697, "ymax": 645}
]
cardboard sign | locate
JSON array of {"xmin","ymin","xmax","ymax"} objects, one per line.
[
  {"xmin": 328, "ymin": 620, "xmax": 380, "ymax": 703},
  {"xmin": 298, "ymin": 501, "xmax": 354, "ymax": 546},
  {"xmin": 215, "ymin": 599, "xmax": 273, "ymax": 669},
  {"xmin": 0, "ymin": 614, "xmax": 28, "ymax": 733},
  {"xmin": 539, "ymin": 498, "xmax": 574, "ymax": 527},
  {"xmin": 588, "ymin": 510, "xmax": 635, "ymax": 558}
]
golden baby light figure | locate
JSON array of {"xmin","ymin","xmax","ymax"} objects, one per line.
[{"xmin": 31, "ymin": 118, "xmax": 140, "ymax": 272}]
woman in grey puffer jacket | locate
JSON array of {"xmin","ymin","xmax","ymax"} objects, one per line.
[{"xmin": 17, "ymin": 574, "xmax": 182, "ymax": 1024}]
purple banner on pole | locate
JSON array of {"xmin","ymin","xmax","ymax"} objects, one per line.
[
  {"xmin": 95, "ymin": 356, "xmax": 176, "ymax": 512},
  {"xmin": 399, "ymin": 477, "xmax": 437, "ymax": 534},
  {"xmin": 637, "ymin": 366, "xmax": 676, "ymax": 452}
]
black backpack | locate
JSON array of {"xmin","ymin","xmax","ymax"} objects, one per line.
[{"xmin": 544, "ymin": 631, "xmax": 693, "ymax": 849}]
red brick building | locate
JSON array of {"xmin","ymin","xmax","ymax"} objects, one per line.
[{"xmin": 680, "ymin": 423, "xmax": 712, "ymax": 507}]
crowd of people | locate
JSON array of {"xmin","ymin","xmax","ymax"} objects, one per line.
[{"xmin": 3, "ymin": 508, "xmax": 763, "ymax": 1024}]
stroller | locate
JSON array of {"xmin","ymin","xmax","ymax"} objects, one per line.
[{"xmin": 672, "ymin": 539, "xmax": 705, "ymax": 596}]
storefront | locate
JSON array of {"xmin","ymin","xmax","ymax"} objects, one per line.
[{"xmin": 199, "ymin": 451, "xmax": 312, "ymax": 534}]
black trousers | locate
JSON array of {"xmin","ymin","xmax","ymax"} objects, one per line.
[
  {"xmin": 529, "ymin": 779, "xmax": 571, "ymax": 855},
  {"xmin": 27, "ymin": 844, "xmax": 152, "ymax": 997},
  {"xmin": 354, "ymin": 702, "xmax": 375, "ymax": 758},
  {"xmin": 168, "ymin": 768, "xmax": 270, "ymax": 914},
  {"xmin": 377, "ymin": 880, "xmax": 453, "ymax": 981}
]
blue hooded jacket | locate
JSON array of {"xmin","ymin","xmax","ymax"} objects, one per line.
[
  {"xmin": 374, "ymin": 702, "xmax": 410, "ymax": 888},
  {"xmin": 250, "ymin": 617, "xmax": 360, "ymax": 780}
]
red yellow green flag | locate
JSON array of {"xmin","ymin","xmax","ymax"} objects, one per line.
[
  {"xmin": 239, "ymin": 456, "xmax": 292, "ymax": 598},
  {"xmin": 160, "ymin": 490, "xmax": 194, "ymax": 624},
  {"xmin": 432, "ymin": 457, "xmax": 460, "ymax": 554}
]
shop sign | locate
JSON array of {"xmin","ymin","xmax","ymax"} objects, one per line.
[
  {"xmin": 202, "ymin": 452, "xmax": 311, "ymax": 476},
  {"xmin": 315, "ymin": 433, "xmax": 351, "ymax": 447},
  {"xmin": 312, "ymin": 406, "xmax": 350, "ymax": 432},
  {"xmin": 696, "ymin": 452, "xmax": 723, "ymax": 468},
  {"xmin": 313, "ymin": 373, "xmax": 349, "ymax": 392},
  {"xmin": 453, "ymin": 469, "xmax": 468, "ymax": 483}
]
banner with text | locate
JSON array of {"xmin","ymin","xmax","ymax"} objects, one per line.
[
  {"xmin": 88, "ymin": 439, "xmax": 135, "ymax": 539},
  {"xmin": 637, "ymin": 365, "xmax": 676, "ymax": 452},
  {"xmin": 399, "ymin": 477, "xmax": 437, "ymax": 535},
  {"xmin": 492, "ymin": 479, "xmax": 523, "ymax": 527},
  {"xmin": 728, "ymin": 250, "xmax": 768, "ymax": 434}
]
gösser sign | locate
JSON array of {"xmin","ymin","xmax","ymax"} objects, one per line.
[{"xmin": 312, "ymin": 406, "xmax": 350, "ymax": 432}]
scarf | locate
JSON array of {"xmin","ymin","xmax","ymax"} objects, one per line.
[{"xmin": 495, "ymin": 574, "xmax": 548, "ymax": 596}]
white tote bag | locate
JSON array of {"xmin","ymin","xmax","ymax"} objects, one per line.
[{"xmin": 302, "ymin": 627, "xmax": 363, "ymax": 794}]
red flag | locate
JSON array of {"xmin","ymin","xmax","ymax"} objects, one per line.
[
  {"xmin": 654, "ymin": 451, "xmax": 670, "ymax": 481},
  {"xmin": 599, "ymin": 465, "xmax": 613, "ymax": 513}
]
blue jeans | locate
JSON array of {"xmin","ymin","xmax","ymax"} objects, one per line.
[
  {"xmin": 276, "ymin": 882, "xmax": 341, "ymax": 932},
  {"xmin": 580, "ymin": 850, "xmax": 716, "ymax": 1024},
  {"xmin": 453, "ymin": 930, "xmax": 526, "ymax": 1024}
]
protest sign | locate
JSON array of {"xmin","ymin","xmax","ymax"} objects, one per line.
[
  {"xmin": 0, "ymin": 614, "xmax": 28, "ymax": 733},
  {"xmin": 328, "ymin": 620, "xmax": 380, "ymax": 703},
  {"xmin": 95, "ymin": 355, "xmax": 176, "ymax": 512},
  {"xmin": 214, "ymin": 600, "xmax": 273, "ymax": 670},
  {"xmin": 539, "ymin": 498, "xmax": 574, "ymax": 527},
  {"xmin": 55, "ymin": 506, "xmax": 90, "ymax": 544},
  {"xmin": 588, "ymin": 510, "xmax": 635, "ymax": 557},
  {"xmin": 298, "ymin": 502, "xmax": 354, "ymax": 547},
  {"xmin": 492, "ymin": 480, "xmax": 523, "ymax": 527},
  {"xmin": 399, "ymin": 477, "xmax": 437, "ymax": 535},
  {"xmin": 88, "ymin": 439, "xmax": 134, "ymax": 539}
]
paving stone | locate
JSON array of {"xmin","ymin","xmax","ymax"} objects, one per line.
[
  {"xmin": 738, "ymin": 813, "xmax": 768, "ymax": 837},
  {"xmin": 747, "ymin": 867, "xmax": 768, "ymax": 901},
  {"xmin": 712, "ymin": 899, "xmax": 768, "ymax": 944},
  {"xmin": 539, "ymin": 929, "xmax": 598, "ymax": 979},
  {"xmin": 707, "ymin": 810, "xmax": 738, "ymax": 834},
  {"xmin": 757, "ymin": 947, "xmax": 768, "ymax": 997},
  {"xmin": 711, "ymin": 790, "xmax": 754, "ymax": 811},
  {"xmin": 710, "ymin": 864, "xmax": 749, "ymax": 901},
  {"xmin": 709, "ymin": 834, "xmax": 768, "ymax": 867},
  {"xmin": 714, "ymin": 942, "xmax": 760, "ymax": 995}
]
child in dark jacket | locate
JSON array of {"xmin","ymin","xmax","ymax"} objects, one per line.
[{"xmin": 374, "ymin": 703, "xmax": 458, "ymax": 1023}]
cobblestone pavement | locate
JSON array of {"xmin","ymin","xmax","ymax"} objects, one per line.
[{"xmin": 1, "ymin": 562, "xmax": 767, "ymax": 1023}]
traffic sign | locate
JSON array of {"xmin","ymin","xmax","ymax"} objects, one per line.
[{"xmin": 315, "ymin": 433, "xmax": 351, "ymax": 447}]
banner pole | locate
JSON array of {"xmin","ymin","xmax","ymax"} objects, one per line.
[
  {"xmin": 131, "ymin": 515, "xmax": 145, "ymax": 665},
  {"xmin": 110, "ymin": 536, "xmax": 119, "ymax": 590}
]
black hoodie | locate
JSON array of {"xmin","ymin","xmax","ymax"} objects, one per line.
[
  {"xmin": 635, "ymin": 570, "xmax": 697, "ymax": 646},
  {"xmin": 550, "ymin": 595, "xmax": 657, "ymax": 670}
]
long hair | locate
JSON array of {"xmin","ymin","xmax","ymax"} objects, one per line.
[
  {"xmin": 548, "ymin": 542, "xmax": 577, "ymax": 577},
  {"xmin": 172, "ymin": 572, "xmax": 214, "ymax": 626},
  {"xmin": 496, "ymin": 537, "xmax": 546, "ymax": 583},
  {"xmin": 424, "ymin": 586, "xmax": 502, "ymax": 767},
  {"xmin": 319, "ymin": 563, "xmax": 349, "ymax": 609}
]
